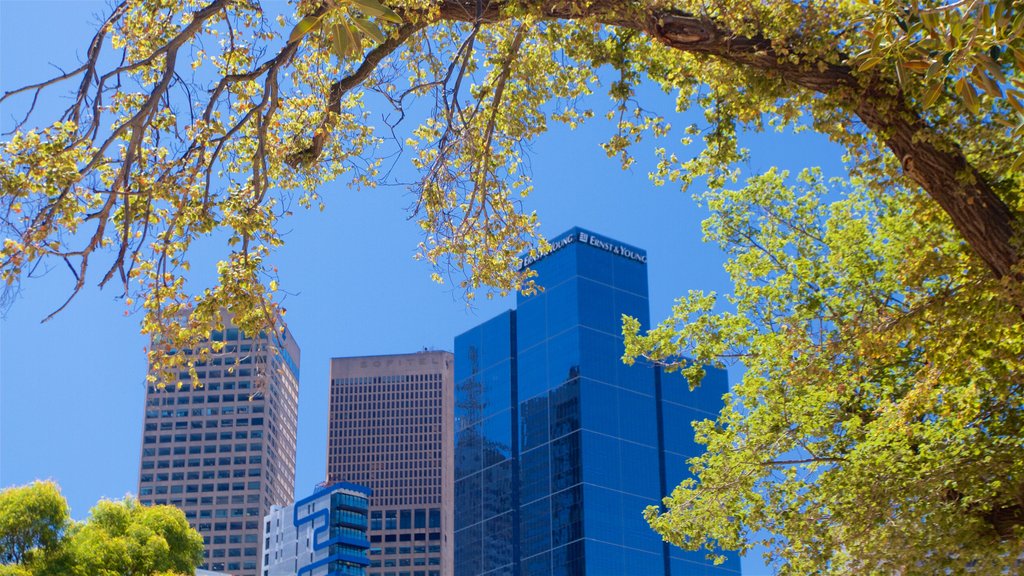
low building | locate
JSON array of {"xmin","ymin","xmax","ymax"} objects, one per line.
[{"xmin": 263, "ymin": 482, "xmax": 372, "ymax": 576}]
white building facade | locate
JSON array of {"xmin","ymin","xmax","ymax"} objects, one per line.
[{"xmin": 263, "ymin": 482, "xmax": 372, "ymax": 576}]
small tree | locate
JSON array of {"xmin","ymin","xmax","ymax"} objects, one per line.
[
  {"xmin": 0, "ymin": 483, "xmax": 203, "ymax": 576},
  {"xmin": 0, "ymin": 482, "xmax": 68, "ymax": 566}
]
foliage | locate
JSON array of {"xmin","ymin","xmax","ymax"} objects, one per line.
[
  {"xmin": 0, "ymin": 482, "xmax": 203, "ymax": 576},
  {"xmin": 1, "ymin": 0, "xmax": 1023, "ymax": 571},
  {"xmin": 0, "ymin": 482, "xmax": 68, "ymax": 566},
  {"xmin": 624, "ymin": 168, "xmax": 1024, "ymax": 572},
  {"xmin": 1, "ymin": 0, "xmax": 1021, "ymax": 386}
]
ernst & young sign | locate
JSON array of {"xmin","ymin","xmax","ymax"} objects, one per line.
[{"xmin": 518, "ymin": 230, "xmax": 647, "ymax": 270}]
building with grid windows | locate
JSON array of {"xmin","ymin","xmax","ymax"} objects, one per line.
[
  {"xmin": 453, "ymin": 227, "xmax": 741, "ymax": 576},
  {"xmin": 263, "ymin": 481, "xmax": 372, "ymax": 576},
  {"xmin": 137, "ymin": 321, "xmax": 300, "ymax": 576},
  {"xmin": 327, "ymin": 352, "xmax": 454, "ymax": 576}
]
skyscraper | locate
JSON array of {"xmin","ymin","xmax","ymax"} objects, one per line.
[
  {"xmin": 137, "ymin": 321, "xmax": 300, "ymax": 576},
  {"xmin": 453, "ymin": 227, "xmax": 741, "ymax": 576},
  {"xmin": 327, "ymin": 352, "xmax": 454, "ymax": 576}
]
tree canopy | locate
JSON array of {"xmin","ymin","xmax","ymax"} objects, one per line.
[
  {"xmin": 0, "ymin": 482, "xmax": 68, "ymax": 566},
  {"xmin": 1, "ymin": 0, "xmax": 1022, "ymax": 572},
  {"xmin": 0, "ymin": 482, "xmax": 203, "ymax": 576}
]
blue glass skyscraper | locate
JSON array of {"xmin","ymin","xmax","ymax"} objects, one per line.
[{"xmin": 453, "ymin": 228, "xmax": 740, "ymax": 576}]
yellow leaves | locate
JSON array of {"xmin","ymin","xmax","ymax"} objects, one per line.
[
  {"xmin": 350, "ymin": 0, "xmax": 402, "ymax": 24},
  {"xmin": 289, "ymin": 14, "xmax": 323, "ymax": 44},
  {"xmin": 955, "ymin": 76, "xmax": 980, "ymax": 114},
  {"xmin": 901, "ymin": 59, "xmax": 931, "ymax": 73}
]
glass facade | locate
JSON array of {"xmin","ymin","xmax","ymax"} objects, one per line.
[{"xmin": 454, "ymin": 228, "xmax": 741, "ymax": 576}]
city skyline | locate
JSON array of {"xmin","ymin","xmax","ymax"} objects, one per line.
[{"xmin": 0, "ymin": 5, "xmax": 848, "ymax": 576}]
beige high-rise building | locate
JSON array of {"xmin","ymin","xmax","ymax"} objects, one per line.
[
  {"xmin": 137, "ymin": 322, "xmax": 300, "ymax": 576},
  {"xmin": 328, "ymin": 351, "xmax": 454, "ymax": 576}
]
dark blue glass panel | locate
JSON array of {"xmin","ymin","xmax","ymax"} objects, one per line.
[
  {"xmin": 520, "ymin": 444, "xmax": 550, "ymax": 505},
  {"xmin": 455, "ymin": 376, "xmax": 487, "ymax": 426},
  {"xmin": 663, "ymin": 450, "xmax": 692, "ymax": 492},
  {"xmin": 550, "ymin": 539, "xmax": 585, "ymax": 576},
  {"xmin": 517, "ymin": 343, "xmax": 548, "ymax": 403},
  {"xmin": 519, "ymin": 498, "xmax": 551, "ymax": 558},
  {"xmin": 620, "ymin": 493, "xmax": 664, "ymax": 554},
  {"xmin": 613, "ymin": 289, "xmax": 650, "ymax": 330},
  {"xmin": 516, "ymin": 295, "xmax": 547, "ymax": 352},
  {"xmin": 617, "ymin": 388, "xmax": 658, "ymax": 447},
  {"xmin": 454, "ymin": 523, "xmax": 482, "ymax": 576},
  {"xmin": 549, "ymin": 379, "xmax": 580, "ymax": 439},
  {"xmin": 618, "ymin": 443, "xmax": 660, "ymax": 498},
  {"xmin": 454, "ymin": 473, "xmax": 481, "ymax": 527},
  {"xmin": 579, "ymin": 431, "xmax": 619, "ymax": 490},
  {"xmin": 482, "ymin": 512, "xmax": 515, "ymax": 572},
  {"xmin": 481, "ymin": 362, "xmax": 512, "ymax": 419},
  {"xmin": 616, "ymin": 356, "xmax": 656, "ymax": 395},
  {"xmin": 661, "ymin": 403, "xmax": 707, "ymax": 458},
  {"xmin": 454, "ymin": 422, "xmax": 482, "ymax": 479},
  {"xmin": 520, "ymin": 552, "xmax": 550, "ymax": 576},
  {"xmin": 544, "ymin": 278, "xmax": 580, "ymax": 336},
  {"xmin": 546, "ymin": 330, "xmax": 580, "ymax": 389},
  {"xmin": 480, "ymin": 314, "xmax": 512, "ymax": 372},
  {"xmin": 481, "ymin": 460, "xmax": 514, "ymax": 520},
  {"xmin": 551, "ymin": 485, "xmax": 584, "ymax": 548},
  {"xmin": 582, "ymin": 539, "xmax": 624, "ymax": 576},
  {"xmin": 519, "ymin": 394, "xmax": 549, "ymax": 453},
  {"xmin": 579, "ymin": 380, "xmax": 619, "ymax": 438},
  {"xmin": 620, "ymin": 550, "xmax": 664, "ymax": 576},
  {"xmin": 577, "ymin": 328, "xmax": 618, "ymax": 384},
  {"xmin": 481, "ymin": 409, "xmax": 513, "ymax": 468},
  {"xmin": 581, "ymin": 485, "xmax": 624, "ymax": 545},
  {"xmin": 576, "ymin": 278, "xmax": 616, "ymax": 334},
  {"xmin": 454, "ymin": 328, "xmax": 482, "ymax": 382},
  {"xmin": 550, "ymin": 431, "xmax": 582, "ymax": 493}
]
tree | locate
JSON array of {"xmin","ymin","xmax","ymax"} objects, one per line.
[
  {"xmin": 1, "ymin": 0, "xmax": 1022, "ymax": 571},
  {"xmin": 0, "ymin": 482, "xmax": 203, "ymax": 576},
  {"xmin": 40, "ymin": 499, "xmax": 204, "ymax": 576},
  {"xmin": 0, "ymin": 0, "xmax": 1021, "ymax": 378},
  {"xmin": 0, "ymin": 482, "xmax": 68, "ymax": 566},
  {"xmin": 624, "ymin": 168, "xmax": 1024, "ymax": 572}
]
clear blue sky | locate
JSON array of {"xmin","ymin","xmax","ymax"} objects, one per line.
[{"xmin": 0, "ymin": 2, "xmax": 845, "ymax": 573}]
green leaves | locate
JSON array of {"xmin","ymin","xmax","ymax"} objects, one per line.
[
  {"xmin": 0, "ymin": 482, "xmax": 202, "ymax": 576},
  {"xmin": 634, "ymin": 167, "xmax": 1024, "ymax": 572},
  {"xmin": 288, "ymin": 14, "xmax": 324, "ymax": 44},
  {"xmin": 350, "ymin": 0, "xmax": 402, "ymax": 24},
  {"xmin": 352, "ymin": 17, "xmax": 386, "ymax": 43},
  {"xmin": 0, "ymin": 482, "xmax": 68, "ymax": 566},
  {"xmin": 286, "ymin": 0, "xmax": 400, "ymax": 60}
]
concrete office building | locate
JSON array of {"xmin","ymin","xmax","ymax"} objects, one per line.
[
  {"xmin": 453, "ymin": 227, "xmax": 741, "ymax": 576},
  {"xmin": 138, "ymin": 322, "xmax": 300, "ymax": 576},
  {"xmin": 327, "ymin": 352, "xmax": 454, "ymax": 576},
  {"xmin": 263, "ymin": 482, "xmax": 372, "ymax": 576}
]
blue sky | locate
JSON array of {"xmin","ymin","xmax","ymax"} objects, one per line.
[{"xmin": 0, "ymin": 2, "xmax": 846, "ymax": 573}]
